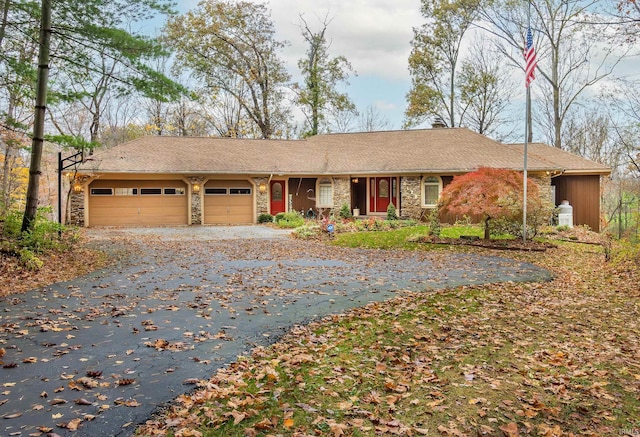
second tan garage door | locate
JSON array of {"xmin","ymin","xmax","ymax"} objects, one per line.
[
  {"xmin": 89, "ymin": 180, "xmax": 188, "ymax": 227},
  {"xmin": 203, "ymin": 180, "xmax": 253, "ymax": 224}
]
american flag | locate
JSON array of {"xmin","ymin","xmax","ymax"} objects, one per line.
[{"xmin": 524, "ymin": 27, "xmax": 537, "ymax": 87}]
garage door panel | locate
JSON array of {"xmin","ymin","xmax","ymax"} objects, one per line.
[
  {"xmin": 203, "ymin": 180, "xmax": 253, "ymax": 225},
  {"xmin": 228, "ymin": 210, "xmax": 253, "ymax": 223},
  {"xmin": 89, "ymin": 180, "xmax": 187, "ymax": 227}
]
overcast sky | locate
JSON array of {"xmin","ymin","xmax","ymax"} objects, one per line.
[
  {"xmin": 174, "ymin": 0, "xmax": 424, "ymax": 130},
  {"xmin": 160, "ymin": 1, "xmax": 639, "ymax": 139}
]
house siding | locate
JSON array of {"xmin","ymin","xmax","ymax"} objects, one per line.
[
  {"xmin": 552, "ymin": 174, "xmax": 602, "ymax": 231},
  {"xmin": 289, "ymin": 178, "xmax": 317, "ymax": 216}
]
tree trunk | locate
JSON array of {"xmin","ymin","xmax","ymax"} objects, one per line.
[
  {"xmin": 0, "ymin": 0, "xmax": 11, "ymax": 49},
  {"xmin": 483, "ymin": 216, "xmax": 491, "ymax": 240},
  {"xmin": 1, "ymin": 143, "xmax": 12, "ymax": 212},
  {"xmin": 21, "ymin": 0, "xmax": 51, "ymax": 233}
]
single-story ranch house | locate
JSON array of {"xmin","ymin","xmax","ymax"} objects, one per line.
[{"xmin": 69, "ymin": 127, "xmax": 611, "ymax": 231}]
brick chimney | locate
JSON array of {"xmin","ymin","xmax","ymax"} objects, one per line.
[{"xmin": 431, "ymin": 117, "xmax": 447, "ymax": 129}]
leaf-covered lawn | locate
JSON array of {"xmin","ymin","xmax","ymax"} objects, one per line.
[
  {"xmin": 137, "ymin": 235, "xmax": 640, "ymax": 436},
  {"xmin": 0, "ymin": 238, "xmax": 108, "ymax": 297}
]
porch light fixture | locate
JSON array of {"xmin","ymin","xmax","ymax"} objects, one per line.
[
  {"xmin": 259, "ymin": 183, "xmax": 267, "ymax": 193},
  {"xmin": 73, "ymin": 181, "xmax": 83, "ymax": 193},
  {"xmin": 352, "ymin": 178, "xmax": 359, "ymax": 183},
  {"xmin": 192, "ymin": 184, "xmax": 200, "ymax": 194}
]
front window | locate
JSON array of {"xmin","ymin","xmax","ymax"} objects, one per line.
[
  {"xmin": 423, "ymin": 176, "xmax": 442, "ymax": 207},
  {"xmin": 317, "ymin": 178, "xmax": 333, "ymax": 207}
]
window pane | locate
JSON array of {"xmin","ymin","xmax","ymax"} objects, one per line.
[
  {"xmin": 272, "ymin": 182, "xmax": 282, "ymax": 201},
  {"xmin": 379, "ymin": 179, "xmax": 389, "ymax": 198},
  {"xmin": 114, "ymin": 188, "xmax": 137, "ymax": 196},
  {"xmin": 424, "ymin": 184, "xmax": 439, "ymax": 205},
  {"xmin": 164, "ymin": 187, "xmax": 185, "ymax": 195},
  {"xmin": 319, "ymin": 185, "xmax": 332, "ymax": 206},
  {"xmin": 90, "ymin": 188, "xmax": 113, "ymax": 196},
  {"xmin": 140, "ymin": 188, "xmax": 162, "ymax": 195},
  {"xmin": 230, "ymin": 188, "xmax": 251, "ymax": 195},
  {"xmin": 205, "ymin": 188, "xmax": 227, "ymax": 195}
]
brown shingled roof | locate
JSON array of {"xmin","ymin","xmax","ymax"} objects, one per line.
[
  {"xmin": 506, "ymin": 142, "xmax": 611, "ymax": 175},
  {"xmin": 79, "ymin": 128, "xmax": 608, "ymax": 175}
]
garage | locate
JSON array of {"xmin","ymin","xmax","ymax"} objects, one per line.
[
  {"xmin": 88, "ymin": 180, "xmax": 188, "ymax": 227},
  {"xmin": 203, "ymin": 180, "xmax": 253, "ymax": 224}
]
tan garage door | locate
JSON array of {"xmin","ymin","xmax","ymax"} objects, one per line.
[
  {"xmin": 89, "ymin": 180, "xmax": 188, "ymax": 227},
  {"xmin": 203, "ymin": 180, "xmax": 253, "ymax": 224}
]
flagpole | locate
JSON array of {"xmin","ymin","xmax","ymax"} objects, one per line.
[
  {"xmin": 523, "ymin": 1, "xmax": 533, "ymax": 244},
  {"xmin": 523, "ymin": 88, "xmax": 529, "ymax": 243}
]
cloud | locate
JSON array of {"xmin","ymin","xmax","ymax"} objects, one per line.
[
  {"xmin": 268, "ymin": 0, "xmax": 422, "ymax": 81},
  {"xmin": 170, "ymin": 0, "xmax": 422, "ymax": 130}
]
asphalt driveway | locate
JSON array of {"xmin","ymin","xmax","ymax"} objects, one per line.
[{"xmin": 0, "ymin": 226, "xmax": 552, "ymax": 436}]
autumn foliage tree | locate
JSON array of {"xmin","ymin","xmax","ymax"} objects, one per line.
[{"xmin": 439, "ymin": 167, "xmax": 550, "ymax": 240}]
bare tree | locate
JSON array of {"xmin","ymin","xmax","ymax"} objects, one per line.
[
  {"xmin": 563, "ymin": 109, "xmax": 624, "ymax": 171},
  {"xmin": 405, "ymin": 0, "xmax": 484, "ymax": 129},
  {"xmin": 478, "ymin": 0, "xmax": 629, "ymax": 149},
  {"xmin": 295, "ymin": 13, "xmax": 356, "ymax": 137},
  {"xmin": 457, "ymin": 41, "xmax": 515, "ymax": 137},
  {"xmin": 358, "ymin": 105, "xmax": 392, "ymax": 132},
  {"xmin": 328, "ymin": 106, "xmax": 358, "ymax": 133}
]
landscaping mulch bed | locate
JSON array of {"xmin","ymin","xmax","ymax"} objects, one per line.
[{"xmin": 417, "ymin": 235, "xmax": 557, "ymax": 251}]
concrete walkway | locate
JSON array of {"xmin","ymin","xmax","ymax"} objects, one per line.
[{"xmin": 0, "ymin": 227, "xmax": 552, "ymax": 436}]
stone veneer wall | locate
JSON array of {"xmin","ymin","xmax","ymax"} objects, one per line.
[
  {"xmin": 253, "ymin": 177, "xmax": 269, "ymax": 217},
  {"xmin": 332, "ymin": 177, "xmax": 350, "ymax": 216},
  {"xmin": 191, "ymin": 191, "xmax": 202, "ymax": 224},
  {"xmin": 532, "ymin": 174, "xmax": 553, "ymax": 207},
  {"xmin": 69, "ymin": 190, "xmax": 85, "ymax": 226},
  {"xmin": 187, "ymin": 177, "xmax": 205, "ymax": 225},
  {"xmin": 400, "ymin": 176, "xmax": 422, "ymax": 219},
  {"xmin": 68, "ymin": 175, "xmax": 92, "ymax": 226}
]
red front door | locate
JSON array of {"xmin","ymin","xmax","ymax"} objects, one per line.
[
  {"xmin": 270, "ymin": 180, "xmax": 286, "ymax": 215},
  {"xmin": 370, "ymin": 177, "xmax": 393, "ymax": 213}
]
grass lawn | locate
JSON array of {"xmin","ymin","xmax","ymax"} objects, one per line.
[
  {"xmin": 137, "ymin": 227, "xmax": 640, "ymax": 437},
  {"xmin": 330, "ymin": 224, "xmax": 484, "ymax": 250}
]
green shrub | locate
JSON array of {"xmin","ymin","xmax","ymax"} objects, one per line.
[
  {"xmin": 292, "ymin": 223, "xmax": 321, "ymax": 239},
  {"xmin": 258, "ymin": 213, "xmax": 274, "ymax": 223},
  {"xmin": 1, "ymin": 208, "xmax": 77, "ymax": 270},
  {"xmin": 19, "ymin": 248, "xmax": 44, "ymax": 270},
  {"xmin": 275, "ymin": 211, "xmax": 305, "ymax": 229},
  {"xmin": 274, "ymin": 212, "xmax": 286, "ymax": 222},
  {"xmin": 427, "ymin": 208, "xmax": 441, "ymax": 237},
  {"xmin": 2, "ymin": 208, "xmax": 23, "ymax": 238},
  {"xmin": 339, "ymin": 204, "xmax": 352, "ymax": 220},
  {"xmin": 3, "ymin": 207, "xmax": 66, "ymax": 253},
  {"xmin": 387, "ymin": 204, "xmax": 398, "ymax": 220}
]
